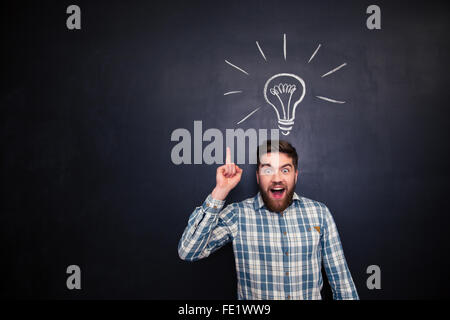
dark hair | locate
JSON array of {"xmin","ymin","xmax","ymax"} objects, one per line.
[{"xmin": 256, "ymin": 140, "xmax": 298, "ymax": 170}]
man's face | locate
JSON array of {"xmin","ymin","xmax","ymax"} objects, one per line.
[{"xmin": 256, "ymin": 152, "xmax": 298, "ymax": 213}]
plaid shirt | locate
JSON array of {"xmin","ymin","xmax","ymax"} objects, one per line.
[{"xmin": 178, "ymin": 192, "xmax": 359, "ymax": 300}]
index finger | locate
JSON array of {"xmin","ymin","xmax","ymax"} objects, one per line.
[{"xmin": 225, "ymin": 147, "xmax": 232, "ymax": 164}]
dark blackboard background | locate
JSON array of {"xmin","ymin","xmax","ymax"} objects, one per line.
[{"xmin": 1, "ymin": 0, "xmax": 450, "ymax": 299}]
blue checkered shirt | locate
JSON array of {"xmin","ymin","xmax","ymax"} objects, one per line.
[{"xmin": 178, "ymin": 192, "xmax": 359, "ymax": 300}]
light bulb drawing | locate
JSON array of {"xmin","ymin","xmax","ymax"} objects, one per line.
[
  {"xmin": 223, "ymin": 33, "xmax": 348, "ymax": 134},
  {"xmin": 263, "ymin": 73, "xmax": 306, "ymax": 136}
]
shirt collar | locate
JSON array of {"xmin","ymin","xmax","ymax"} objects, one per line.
[{"xmin": 254, "ymin": 191, "xmax": 301, "ymax": 210}]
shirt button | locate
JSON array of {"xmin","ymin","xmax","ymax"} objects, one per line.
[
  {"xmin": 285, "ymin": 272, "xmax": 289, "ymax": 276},
  {"xmin": 285, "ymin": 251, "xmax": 289, "ymax": 256},
  {"xmin": 283, "ymin": 231, "xmax": 287, "ymax": 236},
  {"xmin": 287, "ymin": 295, "xmax": 291, "ymax": 299},
  {"xmin": 213, "ymin": 205, "xmax": 217, "ymax": 209}
]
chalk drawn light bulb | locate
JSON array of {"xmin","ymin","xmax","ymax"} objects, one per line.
[{"xmin": 263, "ymin": 73, "xmax": 306, "ymax": 135}]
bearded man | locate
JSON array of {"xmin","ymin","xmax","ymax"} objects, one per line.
[{"xmin": 178, "ymin": 140, "xmax": 359, "ymax": 300}]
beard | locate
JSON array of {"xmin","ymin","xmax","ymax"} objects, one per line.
[{"xmin": 259, "ymin": 182, "xmax": 295, "ymax": 213}]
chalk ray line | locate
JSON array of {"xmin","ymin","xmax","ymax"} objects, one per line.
[
  {"xmin": 316, "ymin": 96, "xmax": 346, "ymax": 104},
  {"xmin": 236, "ymin": 107, "xmax": 260, "ymax": 125},
  {"xmin": 225, "ymin": 60, "xmax": 249, "ymax": 75},
  {"xmin": 283, "ymin": 34, "xmax": 287, "ymax": 61},
  {"xmin": 308, "ymin": 44, "xmax": 321, "ymax": 63},
  {"xmin": 255, "ymin": 41, "xmax": 267, "ymax": 61},
  {"xmin": 224, "ymin": 91, "xmax": 243, "ymax": 95},
  {"xmin": 322, "ymin": 63, "xmax": 347, "ymax": 78}
]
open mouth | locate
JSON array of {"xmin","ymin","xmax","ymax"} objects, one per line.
[{"xmin": 269, "ymin": 187, "xmax": 286, "ymax": 199}]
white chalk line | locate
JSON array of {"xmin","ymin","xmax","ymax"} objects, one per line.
[
  {"xmin": 224, "ymin": 91, "xmax": 243, "ymax": 95},
  {"xmin": 255, "ymin": 41, "xmax": 267, "ymax": 61}
]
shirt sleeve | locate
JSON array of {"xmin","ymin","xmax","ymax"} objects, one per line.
[
  {"xmin": 178, "ymin": 194, "xmax": 237, "ymax": 262},
  {"xmin": 321, "ymin": 206, "xmax": 359, "ymax": 300}
]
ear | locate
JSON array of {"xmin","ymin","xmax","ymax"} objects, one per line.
[
  {"xmin": 295, "ymin": 169, "xmax": 298, "ymax": 184},
  {"xmin": 256, "ymin": 170, "xmax": 260, "ymax": 184}
]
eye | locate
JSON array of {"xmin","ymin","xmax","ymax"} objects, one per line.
[
  {"xmin": 282, "ymin": 168, "xmax": 290, "ymax": 174},
  {"xmin": 263, "ymin": 168, "xmax": 274, "ymax": 175}
]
